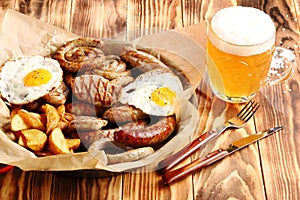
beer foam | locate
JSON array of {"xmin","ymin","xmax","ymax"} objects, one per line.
[{"xmin": 209, "ymin": 6, "xmax": 276, "ymax": 56}]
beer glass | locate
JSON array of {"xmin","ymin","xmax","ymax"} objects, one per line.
[{"xmin": 206, "ymin": 6, "xmax": 296, "ymax": 103}]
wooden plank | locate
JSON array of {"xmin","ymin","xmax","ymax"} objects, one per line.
[
  {"xmin": 70, "ymin": 0, "xmax": 127, "ymax": 39},
  {"xmin": 0, "ymin": 168, "xmax": 123, "ymax": 200},
  {"xmin": 181, "ymin": 0, "xmax": 237, "ymax": 26},
  {"xmin": 13, "ymin": 0, "xmax": 72, "ymax": 30},
  {"xmin": 263, "ymin": 0, "xmax": 300, "ymax": 50},
  {"xmin": 237, "ymin": 0, "xmax": 259, "ymax": 8},
  {"xmin": 50, "ymin": 173, "xmax": 123, "ymax": 200},
  {"xmin": 188, "ymin": 1, "xmax": 268, "ymax": 199},
  {"xmin": 0, "ymin": 2, "xmax": 124, "ymax": 200},
  {"xmin": 126, "ymin": 0, "xmax": 182, "ymax": 40},
  {"xmin": 122, "ymin": 168, "xmax": 194, "ymax": 200},
  {"xmin": 256, "ymin": 85, "xmax": 300, "ymax": 200},
  {"xmin": 253, "ymin": 0, "xmax": 300, "ymax": 199},
  {"xmin": 192, "ymin": 77, "xmax": 265, "ymax": 199}
]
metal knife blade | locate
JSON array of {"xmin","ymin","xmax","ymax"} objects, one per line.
[
  {"xmin": 162, "ymin": 126, "xmax": 284, "ymax": 184},
  {"xmin": 212, "ymin": 126, "xmax": 284, "ymax": 161}
]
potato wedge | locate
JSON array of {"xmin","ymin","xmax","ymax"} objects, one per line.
[
  {"xmin": 56, "ymin": 104, "xmax": 65, "ymax": 119},
  {"xmin": 57, "ymin": 120, "xmax": 69, "ymax": 130},
  {"xmin": 66, "ymin": 138, "xmax": 81, "ymax": 150},
  {"xmin": 20, "ymin": 129, "xmax": 47, "ymax": 152},
  {"xmin": 41, "ymin": 104, "xmax": 60, "ymax": 134},
  {"xmin": 18, "ymin": 109, "xmax": 45, "ymax": 131},
  {"xmin": 11, "ymin": 113, "xmax": 30, "ymax": 131},
  {"xmin": 63, "ymin": 112, "xmax": 74, "ymax": 121},
  {"xmin": 10, "ymin": 108, "xmax": 21, "ymax": 118},
  {"xmin": 18, "ymin": 134, "xmax": 26, "ymax": 147},
  {"xmin": 48, "ymin": 127, "xmax": 70, "ymax": 154}
]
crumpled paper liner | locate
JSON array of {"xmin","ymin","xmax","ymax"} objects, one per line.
[{"xmin": 0, "ymin": 9, "xmax": 206, "ymax": 172}]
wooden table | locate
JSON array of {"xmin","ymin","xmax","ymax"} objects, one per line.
[{"xmin": 0, "ymin": 0, "xmax": 299, "ymax": 199}]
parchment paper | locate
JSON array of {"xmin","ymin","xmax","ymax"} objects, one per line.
[{"xmin": 0, "ymin": 9, "xmax": 206, "ymax": 172}]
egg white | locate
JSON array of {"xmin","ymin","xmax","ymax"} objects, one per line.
[
  {"xmin": 120, "ymin": 69, "xmax": 183, "ymax": 98},
  {"xmin": 0, "ymin": 56, "xmax": 63, "ymax": 105},
  {"xmin": 127, "ymin": 85, "xmax": 178, "ymax": 116},
  {"xmin": 119, "ymin": 69, "xmax": 183, "ymax": 116}
]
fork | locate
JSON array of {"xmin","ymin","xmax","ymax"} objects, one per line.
[{"xmin": 158, "ymin": 100, "xmax": 259, "ymax": 173}]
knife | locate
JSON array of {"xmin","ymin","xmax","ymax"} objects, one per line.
[{"xmin": 162, "ymin": 126, "xmax": 284, "ymax": 184}]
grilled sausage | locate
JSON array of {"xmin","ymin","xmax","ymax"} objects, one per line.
[
  {"xmin": 72, "ymin": 75, "xmax": 121, "ymax": 109},
  {"xmin": 65, "ymin": 101, "xmax": 96, "ymax": 116},
  {"xmin": 114, "ymin": 116, "xmax": 176, "ymax": 148},
  {"xmin": 67, "ymin": 116, "xmax": 108, "ymax": 132},
  {"xmin": 106, "ymin": 147, "xmax": 154, "ymax": 164},
  {"xmin": 42, "ymin": 81, "xmax": 69, "ymax": 106},
  {"xmin": 120, "ymin": 46, "xmax": 171, "ymax": 72},
  {"xmin": 86, "ymin": 69, "xmax": 131, "ymax": 80},
  {"xmin": 109, "ymin": 75, "xmax": 134, "ymax": 86},
  {"xmin": 79, "ymin": 120, "xmax": 148, "ymax": 147},
  {"xmin": 53, "ymin": 38, "xmax": 105, "ymax": 73},
  {"xmin": 103, "ymin": 105, "xmax": 149, "ymax": 123},
  {"xmin": 102, "ymin": 55, "xmax": 127, "ymax": 72}
]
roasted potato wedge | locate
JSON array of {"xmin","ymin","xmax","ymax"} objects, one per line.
[
  {"xmin": 20, "ymin": 129, "xmax": 47, "ymax": 152},
  {"xmin": 48, "ymin": 127, "xmax": 70, "ymax": 154},
  {"xmin": 57, "ymin": 120, "xmax": 69, "ymax": 130},
  {"xmin": 56, "ymin": 104, "xmax": 65, "ymax": 119},
  {"xmin": 66, "ymin": 138, "xmax": 81, "ymax": 150},
  {"xmin": 41, "ymin": 104, "xmax": 60, "ymax": 134},
  {"xmin": 10, "ymin": 113, "xmax": 30, "ymax": 131},
  {"xmin": 18, "ymin": 109, "xmax": 45, "ymax": 131},
  {"xmin": 18, "ymin": 134, "xmax": 26, "ymax": 147},
  {"xmin": 10, "ymin": 108, "xmax": 21, "ymax": 118}
]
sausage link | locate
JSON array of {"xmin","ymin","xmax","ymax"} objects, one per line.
[
  {"xmin": 53, "ymin": 38, "xmax": 105, "ymax": 73},
  {"xmin": 120, "ymin": 46, "xmax": 170, "ymax": 72},
  {"xmin": 79, "ymin": 120, "xmax": 147, "ymax": 147},
  {"xmin": 65, "ymin": 101, "xmax": 99, "ymax": 116},
  {"xmin": 67, "ymin": 116, "xmax": 108, "ymax": 131},
  {"xmin": 103, "ymin": 105, "xmax": 149, "ymax": 123},
  {"xmin": 114, "ymin": 116, "xmax": 176, "ymax": 148},
  {"xmin": 107, "ymin": 147, "xmax": 154, "ymax": 164},
  {"xmin": 72, "ymin": 75, "xmax": 121, "ymax": 108}
]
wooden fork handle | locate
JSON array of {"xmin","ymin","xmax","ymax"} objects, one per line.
[
  {"xmin": 162, "ymin": 149, "xmax": 229, "ymax": 184},
  {"xmin": 158, "ymin": 130, "xmax": 218, "ymax": 173}
]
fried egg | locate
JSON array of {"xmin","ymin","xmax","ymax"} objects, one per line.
[
  {"xmin": 119, "ymin": 69, "xmax": 184, "ymax": 116},
  {"xmin": 0, "ymin": 56, "xmax": 63, "ymax": 105}
]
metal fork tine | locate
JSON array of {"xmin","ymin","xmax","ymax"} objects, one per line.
[
  {"xmin": 240, "ymin": 101, "xmax": 260, "ymax": 122},
  {"xmin": 236, "ymin": 100, "xmax": 255, "ymax": 118},
  {"xmin": 159, "ymin": 99, "xmax": 260, "ymax": 173}
]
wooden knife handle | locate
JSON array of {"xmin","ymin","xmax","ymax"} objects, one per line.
[
  {"xmin": 158, "ymin": 130, "xmax": 218, "ymax": 173},
  {"xmin": 162, "ymin": 149, "xmax": 229, "ymax": 184}
]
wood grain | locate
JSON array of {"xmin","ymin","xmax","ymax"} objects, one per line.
[
  {"xmin": 12, "ymin": 0, "xmax": 71, "ymax": 30},
  {"xmin": 193, "ymin": 74, "xmax": 264, "ymax": 200},
  {"xmin": 255, "ymin": 76, "xmax": 300, "ymax": 200},
  {"xmin": 0, "ymin": 0, "xmax": 299, "ymax": 199},
  {"xmin": 125, "ymin": 0, "xmax": 182, "ymax": 40},
  {"xmin": 121, "ymin": 166, "xmax": 194, "ymax": 200},
  {"xmin": 0, "ymin": 168, "xmax": 123, "ymax": 200},
  {"xmin": 70, "ymin": 0, "xmax": 127, "ymax": 38},
  {"xmin": 264, "ymin": 0, "xmax": 300, "ymax": 50},
  {"xmin": 255, "ymin": 1, "xmax": 300, "ymax": 200},
  {"xmin": 188, "ymin": 1, "xmax": 264, "ymax": 199},
  {"xmin": 181, "ymin": 0, "xmax": 237, "ymax": 25}
]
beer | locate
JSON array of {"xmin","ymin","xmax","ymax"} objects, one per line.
[{"xmin": 206, "ymin": 6, "xmax": 276, "ymax": 103}]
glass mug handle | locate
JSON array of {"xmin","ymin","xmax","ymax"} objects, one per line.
[{"xmin": 265, "ymin": 47, "xmax": 297, "ymax": 85}]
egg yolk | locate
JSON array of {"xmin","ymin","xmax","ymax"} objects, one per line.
[
  {"xmin": 150, "ymin": 87, "xmax": 176, "ymax": 107},
  {"xmin": 24, "ymin": 69, "xmax": 52, "ymax": 86}
]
